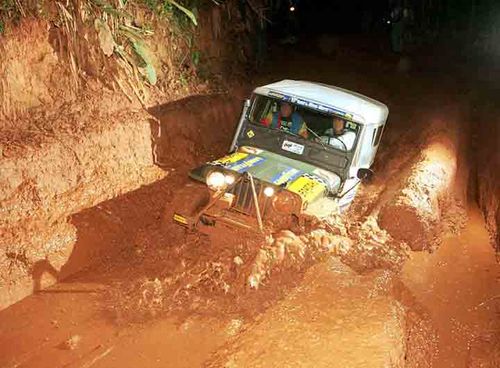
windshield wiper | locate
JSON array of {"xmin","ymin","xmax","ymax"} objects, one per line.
[{"xmin": 306, "ymin": 127, "xmax": 327, "ymax": 149}]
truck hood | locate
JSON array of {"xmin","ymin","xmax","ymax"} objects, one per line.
[{"xmin": 190, "ymin": 146, "xmax": 342, "ymax": 198}]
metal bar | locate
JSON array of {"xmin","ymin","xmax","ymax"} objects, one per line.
[
  {"xmin": 192, "ymin": 177, "xmax": 242, "ymax": 227},
  {"xmin": 248, "ymin": 173, "xmax": 263, "ymax": 232},
  {"xmin": 229, "ymin": 99, "xmax": 250, "ymax": 152}
]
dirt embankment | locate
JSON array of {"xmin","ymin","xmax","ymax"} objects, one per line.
[
  {"xmin": 0, "ymin": 93, "xmax": 243, "ymax": 310},
  {"xmin": 0, "ymin": 1, "xmax": 254, "ymax": 309},
  {"xmin": 474, "ymin": 102, "xmax": 499, "ymax": 250},
  {"xmin": 0, "ymin": 3, "xmax": 252, "ymax": 122},
  {"xmin": 378, "ymin": 121, "xmax": 462, "ymax": 251}
]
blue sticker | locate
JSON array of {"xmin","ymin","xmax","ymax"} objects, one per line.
[
  {"xmin": 271, "ymin": 167, "xmax": 303, "ymax": 185},
  {"xmin": 227, "ymin": 156, "xmax": 265, "ymax": 173}
]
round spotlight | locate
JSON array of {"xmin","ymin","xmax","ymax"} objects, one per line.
[
  {"xmin": 289, "ymin": 6, "xmax": 295, "ymax": 12},
  {"xmin": 225, "ymin": 174, "xmax": 236, "ymax": 185},
  {"xmin": 206, "ymin": 171, "xmax": 226, "ymax": 190},
  {"xmin": 263, "ymin": 186, "xmax": 275, "ymax": 197}
]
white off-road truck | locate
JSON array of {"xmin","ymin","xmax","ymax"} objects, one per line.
[{"xmin": 169, "ymin": 80, "xmax": 389, "ymax": 232}]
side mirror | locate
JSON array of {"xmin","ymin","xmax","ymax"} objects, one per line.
[{"xmin": 357, "ymin": 168, "xmax": 373, "ymax": 180}]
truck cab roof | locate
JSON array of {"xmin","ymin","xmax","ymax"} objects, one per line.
[{"xmin": 253, "ymin": 79, "xmax": 388, "ymax": 126}]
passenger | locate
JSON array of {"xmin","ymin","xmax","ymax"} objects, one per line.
[
  {"xmin": 261, "ymin": 102, "xmax": 309, "ymax": 138},
  {"xmin": 321, "ymin": 116, "xmax": 356, "ymax": 151}
]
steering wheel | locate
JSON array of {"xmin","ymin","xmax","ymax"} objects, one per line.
[{"xmin": 330, "ymin": 136, "xmax": 347, "ymax": 151}]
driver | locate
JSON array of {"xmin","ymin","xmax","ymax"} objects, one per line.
[
  {"xmin": 320, "ymin": 116, "xmax": 356, "ymax": 151},
  {"xmin": 261, "ymin": 102, "xmax": 309, "ymax": 138}
]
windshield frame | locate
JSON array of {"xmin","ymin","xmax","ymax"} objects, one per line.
[
  {"xmin": 235, "ymin": 120, "xmax": 361, "ymax": 183},
  {"xmin": 248, "ymin": 94, "xmax": 362, "ymax": 154}
]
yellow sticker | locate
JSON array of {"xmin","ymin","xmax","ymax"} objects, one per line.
[
  {"xmin": 212, "ymin": 152, "xmax": 248, "ymax": 165},
  {"xmin": 173, "ymin": 213, "xmax": 188, "ymax": 225},
  {"xmin": 247, "ymin": 130, "xmax": 255, "ymax": 138},
  {"xmin": 287, "ymin": 176, "xmax": 326, "ymax": 203}
]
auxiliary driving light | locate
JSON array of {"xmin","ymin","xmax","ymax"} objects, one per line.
[
  {"xmin": 263, "ymin": 186, "xmax": 275, "ymax": 197},
  {"xmin": 206, "ymin": 171, "xmax": 226, "ymax": 190},
  {"xmin": 225, "ymin": 174, "xmax": 236, "ymax": 185}
]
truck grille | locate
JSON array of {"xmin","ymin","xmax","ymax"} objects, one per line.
[{"xmin": 228, "ymin": 178, "xmax": 272, "ymax": 217}]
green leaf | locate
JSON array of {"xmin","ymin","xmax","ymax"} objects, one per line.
[
  {"xmin": 167, "ymin": 0, "xmax": 197, "ymax": 26},
  {"xmin": 141, "ymin": 63, "xmax": 157, "ymax": 85},
  {"xmin": 191, "ymin": 50, "xmax": 200, "ymax": 66},
  {"xmin": 131, "ymin": 39, "xmax": 157, "ymax": 85}
]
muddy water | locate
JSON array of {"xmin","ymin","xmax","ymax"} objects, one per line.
[
  {"xmin": 402, "ymin": 207, "xmax": 500, "ymax": 367},
  {"xmin": 206, "ymin": 259, "xmax": 407, "ymax": 367}
]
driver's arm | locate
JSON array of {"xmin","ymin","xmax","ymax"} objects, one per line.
[{"xmin": 291, "ymin": 112, "xmax": 308, "ymax": 138}]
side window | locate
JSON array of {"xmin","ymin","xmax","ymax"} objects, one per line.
[
  {"xmin": 373, "ymin": 126, "xmax": 384, "ymax": 146},
  {"xmin": 250, "ymin": 97, "xmax": 271, "ymax": 123}
]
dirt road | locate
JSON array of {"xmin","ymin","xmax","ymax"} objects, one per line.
[{"xmin": 1, "ymin": 39, "xmax": 499, "ymax": 367}]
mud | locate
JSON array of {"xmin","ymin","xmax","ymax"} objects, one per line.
[
  {"xmin": 206, "ymin": 258, "xmax": 412, "ymax": 368},
  {"xmin": 0, "ymin": 94, "xmax": 242, "ymax": 309},
  {"xmin": 0, "ymin": 110, "xmax": 163, "ymax": 228},
  {"xmin": 1, "ymin": 30, "xmax": 499, "ymax": 368},
  {"xmin": 379, "ymin": 127, "xmax": 459, "ymax": 251},
  {"xmin": 401, "ymin": 207, "xmax": 500, "ymax": 366}
]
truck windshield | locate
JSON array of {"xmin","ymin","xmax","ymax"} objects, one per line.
[{"xmin": 248, "ymin": 94, "xmax": 360, "ymax": 152}]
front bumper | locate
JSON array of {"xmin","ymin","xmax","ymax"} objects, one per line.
[{"xmin": 172, "ymin": 173, "xmax": 303, "ymax": 232}]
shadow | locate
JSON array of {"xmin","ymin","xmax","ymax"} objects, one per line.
[
  {"xmin": 147, "ymin": 94, "xmax": 242, "ymax": 169},
  {"xmin": 23, "ymin": 170, "xmax": 188, "ymax": 301},
  {"xmin": 58, "ymin": 175, "xmax": 185, "ymax": 284},
  {"xmin": 32, "ymin": 259, "xmax": 59, "ymax": 292}
]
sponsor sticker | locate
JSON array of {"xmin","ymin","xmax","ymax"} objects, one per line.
[
  {"xmin": 271, "ymin": 167, "xmax": 303, "ymax": 186},
  {"xmin": 282, "ymin": 140, "xmax": 305, "ymax": 155},
  {"xmin": 211, "ymin": 152, "xmax": 248, "ymax": 166},
  {"xmin": 287, "ymin": 175, "xmax": 327, "ymax": 203},
  {"xmin": 227, "ymin": 156, "xmax": 265, "ymax": 173}
]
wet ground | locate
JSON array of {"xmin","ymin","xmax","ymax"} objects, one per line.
[
  {"xmin": 1, "ymin": 206, "xmax": 497, "ymax": 367},
  {"xmin": 402, "ymin": 207, "xmax": 500, "ymax": 367},
  {"xmin": 1, "ymin": 37, "xmax": 499, "ymax": 367}
]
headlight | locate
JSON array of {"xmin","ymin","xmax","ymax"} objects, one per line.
[
  {"xmin": 225, "ymin": 174, "xmax": 236, "ymax": 185},
  {"xmin": 263, "ymin": 186, "xmax": 275, "ymax": 197},
  {"xmin": 206, "ymin": 171, "xmax": 226, "ymax": 191}
]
